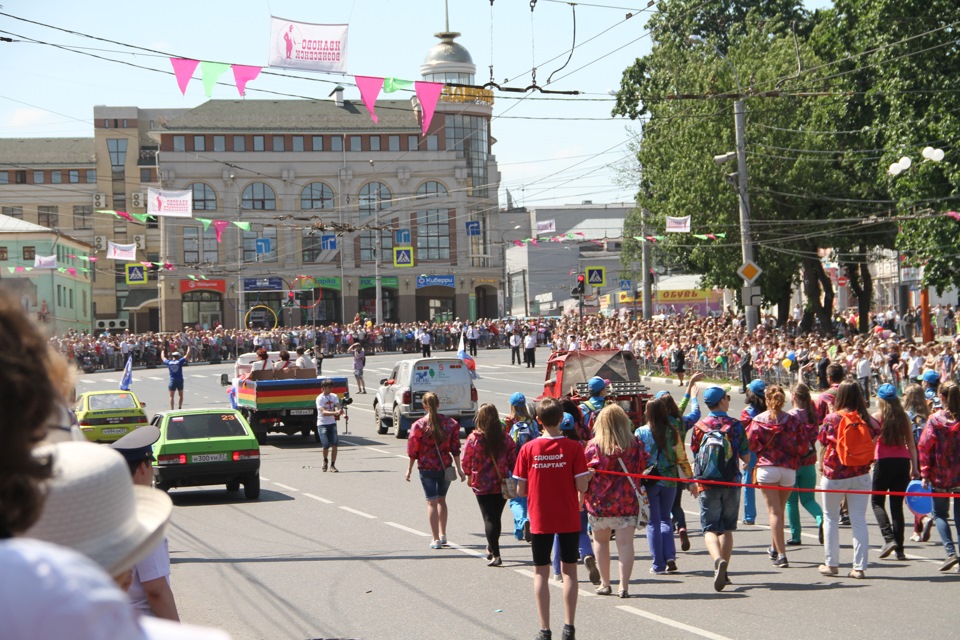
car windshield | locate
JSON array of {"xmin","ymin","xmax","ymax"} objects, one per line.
[
  {"xmin": 165, "ymin": 413, "xmax": 248, "ymax": 440},
  {"xmin": 88, "ymin": 393, "xmax": 138, "ymax": 411}
]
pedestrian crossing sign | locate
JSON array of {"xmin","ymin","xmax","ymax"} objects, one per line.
[
  {"xmin": 393, "ymin": 247, "xmax": 414, "ymax": 268},
  {"xmin": 125, "ymin": 263, "xmax": 148, "ymax": 285},
  {"xmin": 586, "ymin": 266, "xmax": 606, "ymax": 288}
]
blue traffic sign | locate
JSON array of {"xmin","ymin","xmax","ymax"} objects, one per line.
[
  {"xmin": 254, "ymin": 238, "xmax": 272, "ymax": 254},
  {"xmin": 395, "ymin": 228, "xmax": 411, "ymax": 245},
  {"xmin": 465, "ymin": 221, "xmax": 481, "ymax": 237},
  {"xmin": 320, "ymin": 234, "xmax": 337, "ymax": 251},
  {"xmin": 619, "ymin": 279, "xmax": 632, "ymax": 291}
]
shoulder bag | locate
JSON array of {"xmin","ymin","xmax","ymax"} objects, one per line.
[
  {"xmin": 489, "ymin": 449, "xmax": 518, "ymax": 499},
  {"xmin": 618, "ymin": 457, "xmax": 650, "ymax": 527},
  {"xmin": 435, "ymin": 438, "xmax": 457, "ymax": 482}
]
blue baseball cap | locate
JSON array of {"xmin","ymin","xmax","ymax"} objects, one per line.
[
  {"xmin": 588, "ymin": 377, "xmax": 609, "ymax": 394},
  {"xmin": 703, "ymin": 386, "xmax": 729, "ymax": 407},
  {"xmin": 748, "ymin": 379, "xmax": 766, "ymax": 395},
  {"xmin": 877, "ymin": 384, "xmax": 897, "ymax": 401},
  {"xmin": 654, "ymin": 390, "xmax": 671, "ymax": 400},
  {"xmin": 922, "ymin": 370, "xmax": 940, "ymax": 384},
  {"xmin": 509, "ymin": 392, "xmax": 526, "ymax": 407},
  {"xmin": 559, "ymin": 412, "xmax": 575, "ymax": 431}
]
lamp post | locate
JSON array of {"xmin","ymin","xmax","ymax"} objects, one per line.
[
  {"xmin": 689, "ymin": 35, "xmax": 759, "ymax": 331},
  {"xmin": 498, "ymin": 224, "xmax": 521, "ymax": 318}
]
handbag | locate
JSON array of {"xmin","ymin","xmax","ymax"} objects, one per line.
[
  {"xmin": 489, "ymin": 450, "xmax": 518, "ymax": 499},
  {"xmin": 436, "ymin": 440, "xmax": 457, "ymax": 482},
  {"xmin": 641, "ymin": 449, "xmax": 662, "ymax": 488},
  {"xmin": 619, "ymin": 457, "xmax": 650, "ymax": 527}
]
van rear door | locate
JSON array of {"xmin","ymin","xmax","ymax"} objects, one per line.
[{"xmin": 410, "ymin": 359, "xmax": 472, "ymax": 412}]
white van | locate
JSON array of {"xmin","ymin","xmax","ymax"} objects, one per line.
[{"xmin": 373, "ymin": 357, "xmax": 477, "ymax": 439}]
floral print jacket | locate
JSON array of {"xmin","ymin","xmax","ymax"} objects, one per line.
[
  {"xmin": 918, "ymin": 410, "xmax": 960, "ymax": 489},
  {"xmin": 583, "ymin": 437, "xmax": 649, "ymax": 518},
  {"xmin": 461, "ymin": 431, "xmax": 518, "ymax": 495},
  {"xmin": 747, "ymin": 410, "xmax": 816, "ymax": 470},
  {"xmin": 407, "ymin": 414, "xmax": 461, "ymax": 472}
]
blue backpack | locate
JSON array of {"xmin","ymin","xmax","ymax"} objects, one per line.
[
  {"xmin": 511, "ymin": 420, "xmax": 538, "ymax": 448},
  {"xmin": 693, "ymin": 417, "xmax": 738, "ymax": 482}
]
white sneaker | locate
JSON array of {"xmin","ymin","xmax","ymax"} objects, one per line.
[
  {"xmin": 430, "ymin": 540, "xmax": 442, "ymax": 549},
  {"xmin": 910, "ymin": 533, "xmax": 921, "ymax": 542}
]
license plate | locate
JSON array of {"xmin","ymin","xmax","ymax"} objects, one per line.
[
  {"xmin": 288, "ymin": 409, "xmax": 314, "ymax": 415},
  {"xmin": 192, "ymin": 453, "xmax": 228, "ymax": 463},
  {"xmin": 102, "ymin": 428, "xmax": 128, "ymax": 435},
  {"xmin": 440, "ymin": 397, "xmax": 454, "ymax": 405},
  {"xmin": 106, "ymin": 417, "xmax": 123, "ymax": 424}
]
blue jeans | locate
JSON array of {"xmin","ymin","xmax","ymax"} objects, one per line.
[
  {"xmin": 743, "ymin": 452, "xmax": 757, "ymax": 522},
  {"xmin": 418, "ymin": 469, "xmax": 451, "ymax": 501},
  {"xmin": 646, "ymin": 484, "xmax": 678, "ymax": 572},
  {"xmin": 931, "ymin": 493, "xmax": 960, "ymax": 557},
  {"xmin": 700, "ymin": 485, "xmax": 741, "ymax": 534},
  {"xmin": 509, "ymin": 496, "xmax": 529, "ymax": 539},
  {"xmin": 552, "ymin": 510, "xmax": 592, "ymax": 575}
]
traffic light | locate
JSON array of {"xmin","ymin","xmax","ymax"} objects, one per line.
[
  {"xmin": 571, "ymin": 273, "xmax": 586, "ymax": 297},
  {"xmin": 283, "ymin": 290, "xmax": 296, "ymax": 308}
]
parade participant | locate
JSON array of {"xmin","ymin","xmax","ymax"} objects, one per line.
[
  {"xmin": 348, "ymin": 342, "xmax": 367, "ymax": 393},
  {"xmin": 524, "ymin": 330, "xmax": 538, "ymax": 368},
  {"xmin": 294, "ymin": 346, "xmax": 316, "ymax": 371},
  {"xmin": 460, "ymin": 403, "xmax": 517, "ymax": 567},
  {"xmin": 691, "ymin": 386, "xmax": 750, "ymax": 591},
  {"xmin": 903, "ymin": 384, "xmax": 934, "ymax": 542},
  {"xmin": 786, "ymin": 383, "xmax": 824, "ymax": 546},
  {"xmin": 514, "ymin": 397, "xmax": 591, "ymax": 640},
  {"xmin": 671, "ymin": 340, "xmax": 686, "ymax": 387},
  {"xmin": 871, "ymin": 384, "xmax": 918, "ymax": 562},
  {"xmin": 406, "ymin": 392, "xmax": 465, "ymax": 549},
  {"xmin": 272, "ymin": 350, "xmax": 293, "ymax": 371},
  {"xmin": 550, "ymin": 411, "xmax": 594, "ymax": 584},
  {"xmin": 918, "ymin": 381, "xmax": 960, "ymax": 571},
  {"xmin": 506, "ymin": 393, "xmax": 539, "ymax": 542},
  {"xmin": 818, "ymin": 381, "xmax": 881, "ymax": 578},
  {"xmin": 579, "ymin": 377, "xmax": 609, "ymax": 433},
  {"xmin": 739, "ymin": 379, "xmax": 767, "ymax": 525},
  {"xmin": 748, "ymin": 385, "xmax": 811, "ymax": 568},
  {"xmin": 160, "ymin": 349, "xmax": 187, "ymax": 410},
  {"xmin": 316, "ymin": 379, "xmax": 343, "ymax": 472},
  {"xmin": 510, "ymin": 330, "xmax": 523, "ymax": 365}
]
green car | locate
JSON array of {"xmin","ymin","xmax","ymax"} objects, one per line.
[
  {"xmin": 75, "ymin": 390, "xmax": 149, "ymax": 443},
  {"xmin": 150, "ymin": 409, "xmax": 261, "ymax": 500}
]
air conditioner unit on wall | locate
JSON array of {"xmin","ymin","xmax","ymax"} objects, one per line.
[
  {"xmin": 94, "ymin": 236, "xmax": 107, "ymax": 252},
  {"xmin": 133, "ymin": 234, "xmax": 146, "ymax": 250},
  {"xmin": 95, "ymin": 319, "xmax": 129, "ymax": 331},
  {"xmin": 131, "ymin": 192, "xmax": 145, "ymax": 208},
  {"xmin": 93, "ymin": 193, "xmax": 107, "ymax": 208}
]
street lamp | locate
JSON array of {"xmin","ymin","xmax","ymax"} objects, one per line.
[{"xmin": 688, "ymin": 34, "xmax": 759, "ymax": 331}]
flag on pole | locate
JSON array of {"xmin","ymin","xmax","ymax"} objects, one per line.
[
  {"xmin": 119, "ymin": 355, "xmax": 133, "ymax": 391},
  {"xmin": 457, "ymin": 332, "xmax": 478, "ymax": 379}
]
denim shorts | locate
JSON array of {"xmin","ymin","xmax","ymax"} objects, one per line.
[
  {"xmin": 168, "ymin": 379, "xmax": 183, "ymax": 391},
  {"xmin": 317, "ymin": 423, "xmax": 338, "ymax": 448},
  {"xmin": 699, "ymin": 485, "xmax": 740, "ymax": 533},
  {"xmin": 419, "ymin": 469, "xmax": 451, "ymax": 501}
]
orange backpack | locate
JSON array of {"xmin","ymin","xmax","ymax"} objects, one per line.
[{"xmin": 835, "ymin": 411, "xmax": 874, "ymax": 466}]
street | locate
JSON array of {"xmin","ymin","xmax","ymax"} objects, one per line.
[{"xmin": 77, "ymin": 347, "xmax": 957, "ymax": 640}]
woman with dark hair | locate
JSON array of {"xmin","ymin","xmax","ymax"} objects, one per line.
[
  {"xmin": 918, "ymin": 381, "xmax": 960, "ymax": 571},
  {"xmin": 406, "ymin": 392, "xmax": 465, "ymax": 549},
  {"xmin": 636, "ymin": 397, "xmax": 695, "ymax": 574},
  {"xmin": 740, "ymin": 380, "xmax": 768, "ymax": 525},
  {"xmin": 871, "ymin": 384, "xmax": 918, "ymax": 561},
  {"xmin": 460, "ymin": 404, "xmax": 517, "ymax": 566},
  {"xmin": 817, "ymin": 381, "xmax": 880, "ymax": 578},
  {"xmin": 785, "ymin": 383, "xmax": 824, "ymax": 545},
  {"xmin": 656, "ymin": 372, "xmax": 703, "ymax": 551},
  {"xmin": 903, "ymin": 383, "xmax": 934, "ymax": 542}
]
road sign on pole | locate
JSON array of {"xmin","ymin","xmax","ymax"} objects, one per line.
[
  {"xmin": 254, "ymin": 238, "xmax": 272, "ymax": 255},
  {"xmin": 837, "ymin": 275, "xmax": 849, "ymax": 287},
  {"xmin": 395, "ymin": 228, "xmax": 411, "ymax": 245},
  {"xmin": 737, "ymin": 261, "xmax": 762, "ymax": 284},
  {"xmin": 586, "ymin": 266, "xmax": 606, "ymax": 288},
  {"xmin": 320, "ymin": 235, "xmax": 337, "ymax": 251},
  {"xmin": 125, "ymin": 263, "xmax": 148, "ymax": 285},
  {"xmin": 393, "ymin": 247, "xmax": 414, "ymax": 267}
]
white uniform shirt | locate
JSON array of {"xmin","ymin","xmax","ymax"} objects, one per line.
[{"xmin": 127, "ymin": 538, "xmax": 171, "ymax": 615}]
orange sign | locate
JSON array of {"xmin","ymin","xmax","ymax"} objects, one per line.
[{"xmin": 656, "ymin": 289, "xmax": 711, "ymax": 303}]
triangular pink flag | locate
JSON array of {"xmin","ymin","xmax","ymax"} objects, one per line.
[
  {"xmin": 116, "ymin": 211, "xmax": 133, "ymax": 222},
  {"xmin": 574, "ymin": 232, "xmax": 585, "ymax": 237},
  {"xmin": 355, "ymin": 76, "xmax": 384, "ymax": 124},
  {"xmin": 529, "ymin": 239, "xmax": 539, "ymax": 247},
  {"xmin": 164, "ymin": 262, "xmax": 174, "ymax": 271},
  {"xmin": 170, "ymin": 58, "xmax": 200, "ymax": 95},
  {"xmin": 231, "ymin": 65, "xmax": 262, "ymax": 97},
  {"xmin": 14, "ymin": 266, "xmax": 24, "ymax": 273},
  {"xmin": 513, "ymin": 240, "xmax": 524, "ymax": 247},
  {"xmin": 212, "ymin": 219, "xmax": 230, "ymax": 243},
  {"xmin": 707, "ymin": 233, "xmax": 717, "ymax": 240},
  {"xmin": 67, "ymin": 267, "xmax": 77, "ymax": 276},
  {"xmin": 415, "ymin": 81, "xmax": 445, "ymax": 135},
  {"xmin": 89, "ymin": 257, "xmax": 98, "ymax": 263}
]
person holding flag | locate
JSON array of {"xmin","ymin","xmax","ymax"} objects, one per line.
[
  {"xmin": 119, "ymin": 354, "xmax": 133, "ymax": 391},
  {"xmin": 457, "ymin": 331, "xmax": 477, "ymax": 379}
]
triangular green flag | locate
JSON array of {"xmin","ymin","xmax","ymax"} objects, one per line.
[
  {"xmin": 188, "ymin": 275, "xmax": 198, "ymax": 281},
  {"xmin": 633, "ymin": 236, "xmax": 646, "ymax": 242},
  {"xmin": 130, "ymin": 213, "xmax": 152, "ymax": 223},
  {"xmin": 200, "ymin": 61, "xmax": 231, "ymax": 97},
  {"xmin": 6, "ymin": 267, "xmax": 13, "ymax": 273},
  {"xmin": 232, "ymin": 221, "xmax": 251, "ymax": 231},
  {"xmin": 24, "ymin": 267, "xmax": 32, "ymax": 272},
  {"xmin": 196, "ymin": 217, "xmax": 212, "ymax": 230},
  {"xmin": 57, "ymin": 267, "xmax": 66, "ymax": 273},
  {"xmin": 383, "ymin": 77, "xmax": 414, "ymax": 93},
  {"xmin": 96, "ymin": 209, "xmax": 118, "ymax": 217},
  {"xmin": 199, "ymin": 275, "xmax": 209, "ymax": 280},
  {"xmin": 716, "ymin": 233, "xmax": 727, "ymax": 239},
  {"xmin": 654, "ymin": 235, "xmax": 665, "ymax": 241},
  {"xmin": 693, "ymin": 234, "xmax": 708, "ymax": 240}
]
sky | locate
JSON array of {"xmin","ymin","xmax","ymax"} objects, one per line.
[{"xmin": 0, "ymin": 0, "xmax": 832, "ymax": 210}]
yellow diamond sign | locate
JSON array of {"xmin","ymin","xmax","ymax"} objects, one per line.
[{"xmin": 737, "ymin": 261, "xmax": 762, "ymax": 284}]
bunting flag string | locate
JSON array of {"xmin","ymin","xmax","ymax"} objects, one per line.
[
  {"xmin": 212, "ymin": 220, "xmax": 231, "ymax": 242},
  {"xmin": 170, "ymin": 58, "xmax": 263, "ymax": 97},
  {"xmin": 383, "ymin": 77, "xmax": 414, "ymax": 93},
  {"xmin": 196, "ymin": 217, "xmax": 212, "ymax": 230},
  {"xmin": 232, "ymin": 221, "xmax": 251, "ymax": 231},
  {"xmin": 355, "ymin": 75, "xmax": 384, "ymax": 124}
]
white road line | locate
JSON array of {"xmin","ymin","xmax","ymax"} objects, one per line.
[
  {"xmin": 260, "ymin": 476, "xmax": 270, "ymax": 481},
  {"xmin": 514, "ymin": 569, "xmax": 596, "ymax": 598},
  {"xmin": 271, "ymin": 482, "xmax": 298, "ymax": 492},
  {"xmin": 366, "ymin": 447, "xmax": 394, "ymax": 455},
  {"xmin": 339, "ymin": 506, "xmax": 377, "ymax": 519},
  {"xmin": 445, "ymin": 542, "xmax": 485, "ymax": 558},
  {"xmin": 303, "ymin": 493, "xmax": 334, "ymax": 504},
  {"xmin": 79, "ymin": 379, "xmax": 96, "ymax": 384},
  {"xmin": 617, "ymin": 606, "xmax": 734, "ymax": 640},
  {"xmin": 384, "ymin": 522, "xmax": 430, "ymax": 537},
  {"xmin": 190, "ymin": 374, "xmax": 207, "ymax": 378},
  {"xmin": 148, "ymin": 376, "xmax": 164, "ymax": 381}
]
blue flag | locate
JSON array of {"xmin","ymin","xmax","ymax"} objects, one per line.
[{"xmin": 120, "ymin": 354, "xmax": 133, "ymax": 391}]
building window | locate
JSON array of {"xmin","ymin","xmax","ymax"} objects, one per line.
[
  {"xmin": 350, "ymin": 136, "xmax": 361, "ymax": 152},
  {"xmin": 311, "ymin": 136, "xmax": 323, "ymax": 151},
  {"xmin": 213, "ymin": 135, "xmax": 226, "ymax": 152},
  {"xmin": 69, "ymin": 170, "xmax": 79, "ymax": 183},
  {"xmin": 33, "ymin": 171, "xmax": 44, "ymax": 184},
  {"xmin": 0, "ymin": 247, "xmax": 7, "ymax": 260},
  {"xmin": 301, "ymin": 182, "xmax": 335, "ymax": 210},
  {"xmin": 2, "ymin": 206, "xmax": 22, "ymax": 219},
  {"xmin": 0, "ymin": 172, "xmax": 7, "ymax": 184},
  {"xmin": 241, "ymin": 182, "xmax": 276, "ymax": 210},
  {"xmin": 301, "ymin": 231, "xmax": 326, "ymax": 263},
  {"xmin": 86, "ymin": 169, "xmax": 96, "ymax": 183},
  {"xmin": 292, "ymin": 136, "xmax": 304, "ymax": 152},
  {"xmin": 416, "ymin": 209, "xmax": 450, "ymax": 261},
  {"xmin": 183, "ymin": 227, "xmax": 219, "ymax": 263},
  {"xmin": 243, "ymin": 227, "xmax": 278, "ymax": 263},
  {"xmin": 445, "ymin": 114, "xmax": 490, "ymax": 197},
  {"xmin": 330, "ymin": 136, "xmax": 343, "ymax": 152},
  {"xmin": 407, "ymin": 135, "xmax": 419, "ymax": 151},
  {"xmin": 190, "ymin": 183, "xmax": 218, "ymax": 211},
  {"xmin": 74, "ymin": 206, "xmax": 93, "ymax": 230},
  {"xmin": 51, "ymin": 171, "xmax": 62, "ymax": 184},
  {"xmin": 173, "ymin": 136, "xmax": 185, "ymax": 152},
  {"xmin": 23, "ymin": 246, "xmax": 35, "ymax": 260},
  {"xmin": 233, "ymin": 136, "xmax": 245, "ymax": 152},
  {"xmin": 38, "ymin": 206, "xmax": 59, "ymax": 228},
  {"xmin": 113, "ymin": 194, "xmax": 126, "ymax": 212},
  {"xmin": 15, "ymin": 171, "xmax": 26, "ymax": 184},
  {"xmin": 113, "ymin": 217, "xmax": 128, "ymax": 239},
  {"xmin": 272, "ymin": 136, "xmax": 285, "ymax": 152},
  {"xmin": 69, "ymin": 289, "xmax": 73, "ymax": 309},
  {"xmin": 426, "ymin": 135, "xmax": 439, "ymax": 151},
  {"xmin": 253, "ymin": 136, "xmax": 265, "ymax": 151},
  {"xmin": 358, "ymin": 181, "xmax": 392, "ymax": 217},
  {"xmin": 417, "ymin": 181, "xmax": 448, "ymax": 199},
  {"xmin": 370, "ymin": 136, "xmax": 381, "ymax": 151},
  {"xmin": 193, "ymin": 136, "xmax": 206, "ymax": 151},
  {"xmin": 388, "ymin": 136, "xmax": 400, "ymax": 151},
  {"xmin": 359, "ymin": 229, "xmax": 393, "ymax": 262},
  {"xmin": 107, "ymin": 139, "xmax": 128, "ymax": 171},
  {"xmin": 57, "ymin": 285, "xmax": 62, "ymax": 307},
  {"xmin": 140, "ymin": 168, "xmax": 152, "ymax": 182}
]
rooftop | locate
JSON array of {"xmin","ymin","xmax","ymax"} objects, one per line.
[{"xmin": 0, "ymin": 138, "xmax": 96, "ymax": 165}]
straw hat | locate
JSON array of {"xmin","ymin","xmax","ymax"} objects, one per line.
[{"xmin": 26, "ymin": 441, "xmax": 172, "ymax": 577}]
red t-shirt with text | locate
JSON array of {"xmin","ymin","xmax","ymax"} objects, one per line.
[{"xmin": 514, "ymin": 436, "xmax": 590, "ymax": 535}]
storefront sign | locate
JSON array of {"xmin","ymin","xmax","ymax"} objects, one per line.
[
  {"xmin": 313, "ymin": 276, "xmax": 341, "ymax": 291},
  {"xmin": 440, "ymin": 85, "xmax": 494, "ymax": 106},
  {"xmin": 180, "ymin": 279, "xmax": 226, "ymax": 294},
  {"xmin": 359, "ymin": 276, "xmax": 399, "ymax": 289},
  {"xmin": 416, "ymin": 275, "xmax": 455, "ymax": 289},
  {"xmin": 656, "ymin": 289, "xmax": 711, "ymax": 303},
  {"xmin": 243, "ymin": 277, "xmax": 283, "ymax": 291}
]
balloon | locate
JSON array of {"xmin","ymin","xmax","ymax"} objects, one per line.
[
  {"xmin": 782, "ymin": 358, "xmax": 792, "ymax": 371},
  {"xmin": 715, "ymin": 356, "xmax": 723, "ymax": 364},
  {"xmin": 787, "ymin": 351, "xmax": 796, "ymax": 362}
]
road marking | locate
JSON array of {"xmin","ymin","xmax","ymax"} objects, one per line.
[
  {"xmin": 514, "ymin": 569, "xmax": 596, "ymax": 598},
  {"xmin": 339, "ymin": 506, "xmax": 377, "ymax": 519},
  {"xmin": 618, "ymin": 606, "xmax": 734, "ymax": 640},
  {"xmin": 366, "ymin": 447, "xmax": 394, "ymax": 455},
  {"xmin": 445, "ymin": 541, "xmax": 485, "ymax": 558},
  {"xmin": 190, "ymin": 374, "xmax": 206, "ymax": 378},
  {"xmin": 79, "ymin": 379, "xmax": 96, "ymax": 384},
  {"xmin": 385, "ymin": 522, "xmax": 430, "ymax": 536},
  {"xmin": 272, "ymin": 482, "xmax": 298, "ymax": 492},
  {"xmin": 303, "ymin": 493, "xmax": 334, "ymax": 504},
  {"xmin": 148, "ymin": 376, "xmax": 164, "ymax": 381},
  {"xmin": 260, "ymin": 476, "xmax": 270, "ymax": 481}
]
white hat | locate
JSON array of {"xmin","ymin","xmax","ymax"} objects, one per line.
[{"xmin": 26, "ymin": 441, "xmax": 172, "ymax": 577}]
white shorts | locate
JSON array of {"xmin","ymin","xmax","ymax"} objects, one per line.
[{"xmin": 756, "ymin": 466, "xmax": 797, "ymax": 487}]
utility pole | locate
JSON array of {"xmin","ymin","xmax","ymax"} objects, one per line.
[
  {"xmin": 734, "ymin": 98, "xmax": 758, "ymax": 331},
  {"xmin": 641, "ymin": 208, "xmax": 652, "ymax": 320}
]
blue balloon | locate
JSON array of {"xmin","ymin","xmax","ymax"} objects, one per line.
[
  {"xmin": 787, "ymin": 351, "xmax": 796, "ymax": 362},
  {"xmin": 905, "ymin": 479, "xmax": 933, "ymax": 517}
]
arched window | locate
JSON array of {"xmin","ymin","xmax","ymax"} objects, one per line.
[
  {"xmin": 301, "ymin": 182, "xmax": 335, "ymax": 210},
  {"xmin": 241, "ymin": 182, "xmax": 276, "ymax": 210},
  {"xmin": 416, "ymin": 181, "xmax": 447, "ymax": 199},
  {"xmin": 358, "ymin": 181, "xmax": 392, "ymax": 216},
  {"xmin": 189, "ymin": 183, "xmax": 217, "ymax": 210}
]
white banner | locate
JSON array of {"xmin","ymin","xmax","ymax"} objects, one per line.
[
  {"xmin": 106, "ymin": 241, "xmax": 137, "ymax": 261},
  {"xmin": 147, "ymin": 188, "xmax": 193, "ymax": 218},
  {"xmin": 665, "ymin": 215, "xmax": 691, "ymax": 233},
  {"xmin": 268, "ymin": 17, "xmax": 348, "ymax": 74},
  {"xmin": 536, "ymin": 219, "xmax": 556, "ymax": 235},
  {"xmin": 33, "ymin": 255, "xmax": 57, "ymax": 269}
]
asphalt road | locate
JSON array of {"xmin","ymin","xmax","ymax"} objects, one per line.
[{"xmin": 76, "ymin": 347, "xmax": 958, "ymax": 640}]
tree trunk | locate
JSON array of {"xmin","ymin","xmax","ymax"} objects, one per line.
[
  {"xmin": 777, "ymin": 287, "xmax": 791, "ymax": 327},
  {"xmin": 814, "ymin": 261, "xmax": 835, "ymax": 334},
  {"xmin": 800, "ymin": 257, "xmax": 822, "ymax": 334},
  {"xmin": 844, "ymin": 248, "xmax": 875, "ymax": 334}
]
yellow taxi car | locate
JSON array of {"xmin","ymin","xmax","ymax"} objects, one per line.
[{"xmin": 75, "ymin": 390, "xmax": 149, "ymax": 443}]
